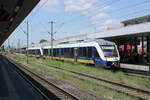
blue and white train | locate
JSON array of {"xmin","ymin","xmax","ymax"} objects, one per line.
[{"xmin": 27, "ymin": 39, "xmax": 120, "ymax": 68}]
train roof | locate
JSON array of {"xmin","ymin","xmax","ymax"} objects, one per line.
[
  {"xmin": 96, "ymin": 39, "xmax": 115, "ymax": 45},
  {"xmin": 43, "ymin": 39, "xmax": 115, "ymax": 49},
  {"xmin": 28, "ymin": 46, "xmax": 42, "ymax": 50}
]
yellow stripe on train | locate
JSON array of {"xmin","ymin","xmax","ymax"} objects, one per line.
[
  {"xmin": 36, "ymin": 55, "xmax": 94, "ymax": 64},
  {"xmin": 77, "ymin": 59, "xmax": 94, "ymax": 64}
]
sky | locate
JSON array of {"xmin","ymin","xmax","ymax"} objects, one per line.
[{"xmin": 5, "ymin": 0, "xmax": 150, "ymax": 46}]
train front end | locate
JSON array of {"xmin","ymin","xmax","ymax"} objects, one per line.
[{"xmin": 101, "ymin": 45, "xmax": 120, "ymax": 68}]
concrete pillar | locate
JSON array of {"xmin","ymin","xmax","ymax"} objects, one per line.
[
  {"xmin": 124, "ymin": 42, "xmax": 127, "ymax": 62},
  {"xmin": 129, "ymin": 38, "xmax": 132, "ymax": 56},
  {"xmin": 134, "ymin": 37, "xmax": 138, "ymax": 64},
  {"xmin": 142, "ymin": 36, "xmax": 144, "ymax": 63},
  {"xmin": 148, "ymin": 36, "xmax": 150, "ymax": 72},
  {"xmin": 135, "ymin": 37, "xmax": 138, "ymax": 53},
  {"xmin": 147, "ymin": 36, "xmax": 149, "ymax": 54}
]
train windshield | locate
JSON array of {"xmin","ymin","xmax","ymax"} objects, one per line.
[{"xmin": 101, "ymin": 45, "xmax": 118, "ymax": 57}]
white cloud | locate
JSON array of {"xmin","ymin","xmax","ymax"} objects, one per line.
[
  {"xmin": 90, "ymin": 13, "xmax": 108, "ymax": 24},
  {"xmin": 96, "ymin": 19, "xmax": 122, "ymax": 31},
  {"xmin": 104, "ymin": 19, "xmax": 121, "ymax": 25},
  {"xmin": 38, "ymin": 0, "xmax": 121, "ymax": 31},
  {"xmin": 98, "ymin": 5, "xmax": 111, "ymax": 12},
  {"xmin": 64, "ymin": 0, "xmax": 98, "ymax": 13},
  {"xmin": 39, "ymin": 0, "xmax": 60, "ymax": 11}
]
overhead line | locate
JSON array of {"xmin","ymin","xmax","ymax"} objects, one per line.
[
  {"xmin": 76, "ymin": 1, "xmax": 150, "ymax": 29},
  {"xmin": 109, "ymin": 0, "xmax": 150, "ymax": 13},
  {"xmin": 76, "ymin": 7, "xmax": 150, "ymax": 34},
  {"xmin": 62, "ymin": 0, "xmax": 122, "ymax": 24},
  {"xmin": 28, "ymin": 0, "xmax": 48, "ymax": 21},
  {"xmin": 61, "ymin": 0, "xmax": 150, "ymax": 31},
  {"xmin": 19, "ymin": 26, "xmax": 27, "ymax": 35},
  {"xmin": 54, "ymin": 22, "xmax": 65, "ymax": 34}
]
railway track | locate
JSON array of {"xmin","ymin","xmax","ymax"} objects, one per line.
[
  {"xmin": 37, "ymin": 62, "xmax": 150, "ymax": 100},
  {"xmin": 4, "ymin": 55, "xmax": 150, "ymax": 99},
  {"xmin": 121, "ymin": 68, "xmax": 150, "ymax": 77},
  {"xmin": 124, "ymin": 73, "xmax": 150, "ymax": 79},
  {"xmin": 4, "ymin": 56, "xmax": 79, "ymax": 100}
]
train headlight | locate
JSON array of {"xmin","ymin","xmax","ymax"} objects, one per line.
[{"xmin": 112, "ymin": 61, "xmax": 117, "ymax": 67}]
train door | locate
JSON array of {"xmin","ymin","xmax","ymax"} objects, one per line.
[
  {"xmin": 93, "ymin": 47, "xmax": 107, "ymax": 66},
  {"xmin": 87, "ymin": 47, "xmax": 92, "ymax": 60},
  {"xmin": 74, "ymin": 47, "xmax": 78, "ymax": 62}
]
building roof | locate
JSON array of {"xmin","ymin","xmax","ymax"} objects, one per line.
[
  {"xmin": 87, "ymin": 22, "xmax": 150, "ymax": 39},
  {"xmin": 122, "ymin": 15, "xmax": 150, "ymax": 26}
]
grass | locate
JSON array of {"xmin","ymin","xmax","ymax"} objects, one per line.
[
  {"xmin": 5, "ymin": 53, "xmax": 150, "ymax": 100},
  {"xmin": 23, "ymin": 58, "xmax": 139, "ymax": 100},
  {"xmin": 40, "ymin": 57, "xmax": 150, "ymax": 90},
  {"xmin": 7, "ymin": 53, "xmax": 150, "ymax": 90}
]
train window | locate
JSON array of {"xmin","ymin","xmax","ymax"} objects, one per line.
[
  {"xmin": 32, "ymin": 50, "xmax": 36, "ymax": 54},
  {"xmin": 56, "ymin": 48, "xmax": 59, "ymax": 56},
  {"xmin": 64, "ymin": 48, "xmax": 67, "ymax": 57},
  {"xmin": 53, "ymin": 49, "xmax": 56, "ymax": 56},
  {"xmin": 67, "ymin": 48, "xmax": 70, "ymax": 57},
  {"xmin": 94, "ymin": 48, "xmax": 100, "ymax": 57},
  {"xmin": 61, "ymin": 48, "xmax": 64, "ymax": 55},
  {"xmin": 28, "ymin": 50, "xmax": 32, "ymax": 54},
  {"xmin": 87, "ymin": 47, "xmax": 92, "ymax": 58},
  {"xmin": 43, "ymin": 49, "xmax": 48, "ymax": 55},
  {"xmin": 49, "ymin": 49, "xmax": 52, "ymax": 56},
  {"xmin": 78, "ymin": 47, "xmax": 83, "ymax": 57},
  {"xmin": 70, "ymin": 48, "xmax": 74, "ymax": 58},
  {"xmin": 79, "ymin": 47, "xmax": 87, "ymax": 57},
  {"xmin": 32, "ymin": 50, "xmax": 35, "ymax": 54},
  {"xmin": 64, "ymin": 48, "xmax": 70, "ymax": 57},
  {"xmin": 36, "ymin": 49, "xmax": 41, "ymax": 55},
  {"xmin": 78, "ymin": 47, "xmax": 81, "ymax": 56},
  {"xmin": 74, "ymin": 48, "xmax": 78, "ymax": 57},
  {"xmin": 54, "ymin": 49, "xmax": 58, "ymax": 56},
  {"xmin": 101, "ymin": 45, "xmax": 118, "ymax": 57},
  {"xmin": 83, "ymin": 47, "xmax": 87, "ymax": 57},
  {"xmin": 35, "ymin": 50, "xmax": 37, "ymax": 54}
]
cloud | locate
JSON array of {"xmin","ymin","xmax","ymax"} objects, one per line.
[
  {"xmin": 64, "ymin": 0, "xmax": 98, "ymax": 13},
  {"xmin": 90, "ymin": 13, "xmax": 108, "ymax": 24},
  {"xmin": 39, "ymin": 0, "xmax": 60, "ymax": 11},
  {"xmin": 96, "ymin": 19, "xmax": 122, "ymax": 30},
  {"xmin": 63, "ymin": 0, "xmax": 121, "ymax": 30},
  {"xmin": 38, "ymin": 0, "xmax": 121, "ymax": 31}
]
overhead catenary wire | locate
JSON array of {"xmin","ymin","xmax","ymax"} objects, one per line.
[
  {"xmin": 108, "ymin": 0, "xmax": 150, "ymax": 14},
  {"xmin": 55, "ymin": 0, "xmax": 122, "ymax": 36},
  {"xmin": 26, "ymin": 0, "xmax": 122, "ymax": 40},
  {"xmin": 56, "ymin": 0, "xmax": 150, "ymax": 36},
  {"xmin": 61, "ymin": 0, "xmax": 122, "ymax": 25},
  {"xmin": 54, "ymin": 22, "xmax": 65, "ymax": 34},
  {"xmin": 17, "ymin": 0, "xmax": 150, "ymax": 44},
  {"xmin": 19, "ymin": 25, "xmax": 27, "ymax": 35},
  {"xmin": 28, "ymin": 0, "xmax": 49, "ymax": 21},
  {"xmin": 52, "ymin": 0, "xmax": 150, "ymax": 39},
  {"xmin": 72, "ymin": 0, "xmax": 150, "ymax": 32},
  {"xmin": 92, "ymin": 7, "xmax": 150, "ymax": 33},
  {"xmin": 71, "ymin": 6, "xmax": 150, "ymax": 35}
]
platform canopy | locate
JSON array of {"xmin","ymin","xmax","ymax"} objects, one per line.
[
  {"xmin": 88, "ymin": 22, "xmax": 150, "ymax": 39},
  {"xmin": 0, "ymin": 0, "xmax": 40, "ymax": 46}
]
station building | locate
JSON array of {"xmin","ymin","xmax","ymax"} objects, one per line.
[{"xmin": 88, "ymin": 15, "xmax": 150, "ymax": 66}]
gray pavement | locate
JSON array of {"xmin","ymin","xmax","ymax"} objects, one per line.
[
  {"xmin": 0, "ymin": 56, "xmax": 45, "ymax": 100},
  {"xmin": 120, "ymin": 63, "xmax": 149, "ymax": 71}
]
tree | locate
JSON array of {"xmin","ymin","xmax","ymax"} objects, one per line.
[{"xmin": 39, "ymin": 39, "xmax": 48, "ymax": 43}]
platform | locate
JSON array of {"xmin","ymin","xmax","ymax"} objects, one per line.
[
  {"xmin": 0, "ymin": 56, "xmax": 45, "ymax": 100},
  {"xmin": 120, "ymin": 63, "xmax": 149, "ymax": 71}
]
